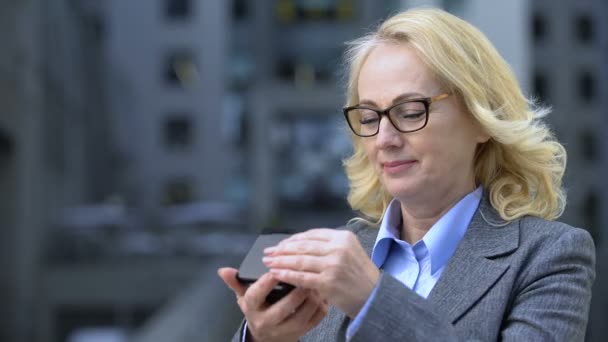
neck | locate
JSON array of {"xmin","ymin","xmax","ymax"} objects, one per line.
[{"xmin": 398, "ymin": 183, "xmax": 477, "ymax": 244}]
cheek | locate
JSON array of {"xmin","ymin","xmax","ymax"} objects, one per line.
[
  {"xmin": 361, "ymin": 141, "xmax": 377, "ymax": 162},
  {"xmin": 435, "ymin": 135, "xmax": 478, "ymax": 170},
  {"xmin": 361, "ymin": 141, "xmax": 384, "ymax": 176},
  {"xmin": 416, "ymin": 125, "xmax": 476, "ymax": 170}
]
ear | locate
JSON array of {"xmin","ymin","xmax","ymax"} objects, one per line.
[
  {"xmin": 473, "ymin": 122, "xmax": 491, "ymax": 143},
  {"xmin": 476, "ymin": 131, "xmax": 491, "ymax": 144}
]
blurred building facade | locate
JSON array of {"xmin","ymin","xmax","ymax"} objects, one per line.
[
  {"xmin": 529, "ymin": 1, "xmax": 608, "ymax": 340},
  {"xmin": 104, "ymin": 0, "xmax": 229, "ymax": 213},
  {"xmin": 0, "ymin": 0, "xmax": 114, "ymax": 341},
  {"xmin": 530, "ymin": 0, "xmax": 608, "ymax": 248},
  {"xmin": 1, "ymin": 0, "xmax": 606, "ymax": 341}
]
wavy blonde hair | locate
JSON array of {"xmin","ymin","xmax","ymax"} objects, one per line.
[{"xmin": 343, "ymin": 8, "xmax": 566, "ymax": 225}]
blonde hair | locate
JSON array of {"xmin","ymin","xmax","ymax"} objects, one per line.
[{"xmin": 343, "ymin": 8, "xmax": 566, "ymax": 225}]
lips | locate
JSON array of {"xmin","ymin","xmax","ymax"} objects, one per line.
[{"xmin": 382, "ymin": 160, "xmax": 417, "ymax": 174}]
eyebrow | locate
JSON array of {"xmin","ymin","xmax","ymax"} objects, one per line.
[{"xmin": 358, "ymin": 92, "xmax": 426, "ymax": 107}]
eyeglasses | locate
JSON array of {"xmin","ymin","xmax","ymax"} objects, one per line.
[{"xmin": 343, "ymin": 93, "xmax": 450, "ymax": 137}]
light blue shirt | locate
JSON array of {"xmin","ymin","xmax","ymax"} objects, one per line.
[{"xmin": 346, "ymin": 187, "xmax": 483, "ymax": 339}]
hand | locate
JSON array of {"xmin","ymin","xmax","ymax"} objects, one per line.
[
  {"xmin": 262, "ymin": 229, "xmax": 380, "ymax": 318},
  {"xmin": 218, "ymin": 267, "xmax": 328, "ymax": 342}
]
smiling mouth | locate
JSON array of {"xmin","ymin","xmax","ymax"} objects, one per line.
[{"xmin": 382, "ymin": 160, "xmax": 417, "ymax": 174}]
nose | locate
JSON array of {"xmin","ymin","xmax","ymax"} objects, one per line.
[{"xmin": 375, "ymin": 116, "xmax": 403, "ymax": 149}]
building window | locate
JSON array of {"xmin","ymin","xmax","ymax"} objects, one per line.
[
  {"xmin": 580, "ymin": 131, "xmax": 597, "ymax": 162},
  {"xmin": 233, "ymin": 0, "xmax": 249, "ymax": 21},
  {"xmin": 582, "ymin": 190, "xmax": 600, "ymax": 243},
  {"xmin": 163, "ymin": 51, "xmax": 199, "ymax": 86},
  {"xmin": 164, "ymin": 115, "xmax": 193, "ymax": 148},
  {"xmin": 574, "ymin": 14, "xmax": 593, "ymax": 43},
  {"xmin": 275, "ymin": 0, "xmax": 355, "ymax": 22},
  {"xmin": 163, "ymin": 178, "xmax": 194, "ymax": 205},
  {"xmin": 532, "ymin": 71, "xmax": 549, "ymax": 104},
  {"xmin": 0, "ymin": 128, "xmax": 14, "ymax": 161},
  {"xmin": 578, "ymin": 70, "xmax": 595, "ymax": 102},
  {"xmin": 90, "ymin": 16, "xmax": 105, "ymax": 42},
  {"xmin": 166, "ymin": 0, "xmax": 190, "ymax": 19},
  {"xmin": 532, "ymin": 13, "xmax": 547, "ymax": 43}
]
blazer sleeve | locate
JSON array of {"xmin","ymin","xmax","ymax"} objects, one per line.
[
  {"xmin": 501, "ymin": 228, "xmax": 595, "ymax": 340},
  {"xmin": 348, "ymin": 228, "xmax": 596, "ymax": 342}
]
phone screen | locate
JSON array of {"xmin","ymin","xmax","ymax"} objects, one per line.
[{"xmin": 237, "ymin": 233, "xmax": 294, "ymax": 303}]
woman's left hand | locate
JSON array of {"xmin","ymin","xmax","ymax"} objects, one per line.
[{"xmin": 262, "ymin": 228, "xmax": 380, "ymax": 319}]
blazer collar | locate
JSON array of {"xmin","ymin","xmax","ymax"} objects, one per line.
[
  {"xmin": 356, "ymin": 191, "xmax": 520, "ymax": 323},
  {"xmin": 427, "ymin": 192, "xmax": 519, "ymax": 323},
  {"xmin": 357, "ymin": 191, "xmax": 519, "ymax": 257}
]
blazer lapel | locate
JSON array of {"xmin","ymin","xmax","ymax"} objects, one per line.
[
  {"xmin": 427, "ymin": 194, "xmax": 519, "ymax": 323},
  {"xmin": 339, "ymin": 198, "xmax": 518, "ymax": 330}
]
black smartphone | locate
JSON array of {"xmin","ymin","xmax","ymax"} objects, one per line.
[{"xmin": 237, "ymin": 233, "xmax": 295, "ymax": 304}]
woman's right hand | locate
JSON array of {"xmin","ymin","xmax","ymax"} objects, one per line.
[{"xmin": 218, "ymin": 267, "xmax": 328, "ymax": 342}]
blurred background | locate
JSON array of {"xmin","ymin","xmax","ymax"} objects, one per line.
[{"xmin": 0, "ymin": 0, "xmax": 606, "ymax": 341}]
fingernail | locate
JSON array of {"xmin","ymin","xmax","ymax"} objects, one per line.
[
  {"xmin": 264, "ymin": 246, "xmax": 276, "ymax": 254},
  {"xmin": 262, "ymin": 256, "xmax": 273, "ymax": 264}
]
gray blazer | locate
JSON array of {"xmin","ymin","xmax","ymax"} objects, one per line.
[{"xmin": 233, "ymin": 194, "xmax": 595, "ymax": 341}]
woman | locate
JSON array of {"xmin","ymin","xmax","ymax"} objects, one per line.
[{"xmin": 219, "ymin": 8, "xmax": 595, "ymax": 341}]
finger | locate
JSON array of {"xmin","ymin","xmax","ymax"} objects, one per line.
[
  {"xmin": 269, "ymin": 269, "xmax": 320, "ymax": 290},
  {"xmin": 264, "ymin": 287, "xmax": 309, "ymax": 323},
  {"xmin": 307, "ymin": 301, "xmax": 329, "ymax": 327},
  {"xmin": 310, "ymin": 289, "xmax": 329, "ymax": 307},
  {"xmin": 264, "ymin": 240, "xmax": 332, "ymax": 257},
  {"xmin": 217, "ymin": 267, "xmax": 247, "ymax": 297},
  {"xmin": 284, "ymin": 228, "xmax": 334, "ymax": 243},
  {"xmin": 292, "ymin": 295, "xmax": 321, "ymax": 322},
  {"xmin": 263, "ymin": 255, "xmax": 325, "ymax": 273},
  {"xmin": 279, "ymin": 296, "xmax": 324, "ymax": 331},
  {"xmin": 244, "ymin": 272, "xmax": 279, "ymax": 310}
]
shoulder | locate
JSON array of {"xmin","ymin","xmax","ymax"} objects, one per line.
[
  {"xmin": 340, "ymin": 219, "xmax": 378, "ymax": 237},
  {"xmin": 517, "ymin": 216, "xmax": 595, "ymax": 252},
  {"xmin": 511, "ymin": 216, "xmax": 596, "ymax": 287}
]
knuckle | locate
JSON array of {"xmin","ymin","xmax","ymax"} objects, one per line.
[
  {"xmin": 237, "ymin": 298, "xmax": 247, "ymax": 313},
  {"xmin": 321, "ymin": 273, "xmax": 336, "ymax": 288},
  {"xmin": 296, "ymin": 288, "xmax": 309, "ymax": 301},
  {"xmin": 293, "ymin": 257, "xmax": 303, "ymax": 269},
  {"xmin": 296, "ymin": 242, "xmax": 308, "ymax": 254},
  {"xmin": 327, "ymin": 257, "xmax": 340, "ymax": 268},
  {"xmin": 333, "ymin": 248, "xmax": 347, "ymax": 263},
  {"xmin": 340, "ymin": 230, "xmax": 355, "ymax": 242},
  {"xmin": 332, "ymin": 245, "xmax": 344, "ymax": 257},
  {"xmin": 255, "ymin": 317, "xmax": 269, "ymax": 330}
]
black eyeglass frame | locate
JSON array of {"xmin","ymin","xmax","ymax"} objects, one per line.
[{"xmin": 343, "ymin": 93, "xmax": 450, "ymax": 137}]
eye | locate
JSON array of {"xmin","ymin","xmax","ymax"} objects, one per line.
[
  {"xmin": 357, "ymin": 109, "xmax": 379, "ymax": 125},
  {"xmin": 392, "ymin": 102, "xmax": 426, "ymax": 121},
  {"xmin": 397, "ymin": 111, "xmax": 425, "ymax": 121}
]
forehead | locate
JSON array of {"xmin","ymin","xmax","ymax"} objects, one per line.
[{"xmin": 357, "ymin": 43, "xmax": 438, "ymax": 105}]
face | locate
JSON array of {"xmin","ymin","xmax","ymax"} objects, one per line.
[{"xmin": 357, "ymin": 43, "xmax": 489, "ymax": 205}]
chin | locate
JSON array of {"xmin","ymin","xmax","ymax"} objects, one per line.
[{"xmin": 384, "ymin": 181, "xmax": 421, "ymax": 200}]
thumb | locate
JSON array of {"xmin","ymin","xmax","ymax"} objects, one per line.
[{"xmin": 217, "ymin": 267, "xmax": 247, "ymax": 297}]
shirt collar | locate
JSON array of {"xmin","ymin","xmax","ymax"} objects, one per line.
[
  {"xmin": 371, "ymin": 187, "xmax": 483, "ymax": 274},
  {"xmin": 423, "ymin": 186, "xmax": 482, "ymax": 274},
  {"xmin": 370, "ymin": 199, "xmax": 402, "ymax": 267}
]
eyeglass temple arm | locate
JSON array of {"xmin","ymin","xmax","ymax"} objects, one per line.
[{"xmin": 430, "ymin": 93, "xmax": 450, "ymax": 103}]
